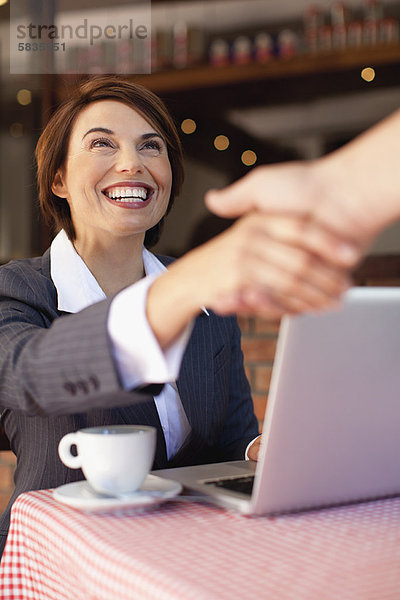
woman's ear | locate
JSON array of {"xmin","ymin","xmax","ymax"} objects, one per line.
[{"xmin": 52, "ymin": 170, "xmax": 68, "ymax": 198}]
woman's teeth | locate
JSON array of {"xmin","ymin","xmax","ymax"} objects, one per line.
[{"xmin": 105, "ymin": 187, "xmax": 149, "ymax": 202}]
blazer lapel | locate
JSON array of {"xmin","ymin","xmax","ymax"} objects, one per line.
[
  {"xmin": 157, "ymin": 255, "xmax": 215, "ymax": 460},
  {"xmin": 176, "ymin": 313, "xmax": 213, "ymax": 447}
]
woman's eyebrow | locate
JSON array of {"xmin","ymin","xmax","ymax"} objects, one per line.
[
  {"xmin": 140, "ymin": 132, "xmax": 165, "ymax": 142},
  {"xmin": 82, "ymin": 129, "xmax": 165, "ymax": 142},
  {"xmin": 82, "ymin": 127, "xmax": 113, "ymax": 139}
]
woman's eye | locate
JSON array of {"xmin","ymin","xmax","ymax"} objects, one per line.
[
  {"xmin": 90, "ymin": 138, "xmax": 114, "ymax": 149},
  {"xmin": 141, "ymin": 140, "xmax": 163, "ymax": 153}
]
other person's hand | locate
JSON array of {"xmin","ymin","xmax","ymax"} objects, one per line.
[
  {"xmin": 205, "ymin": 162, "xmax": 363, "ymax": 272},
  {"xmin": 206, "ymin": 109, "xmax": 400, "ymax": 280}
]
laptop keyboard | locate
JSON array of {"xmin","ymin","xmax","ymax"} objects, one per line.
[{"xmin": 203, "ymin": 475, "xmax": 255, "ymax": 496}]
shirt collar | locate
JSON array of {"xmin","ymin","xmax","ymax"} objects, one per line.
[{"xmin": 50, "ymin": 230, "xmax": 168, "ymax": 314}]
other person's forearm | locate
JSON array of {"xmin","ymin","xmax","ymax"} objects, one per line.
[{"xmin": 317, "ymin": 108, "xmax": 400, "ymax": 242}]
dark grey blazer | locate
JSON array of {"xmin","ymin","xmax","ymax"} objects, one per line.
[{"xmin": 0, "ymin": 249, "xmax": 258, "ymax": 555}]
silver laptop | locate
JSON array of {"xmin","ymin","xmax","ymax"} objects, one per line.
[{"xmin": 156, "ymin": 287, "xmax": 400, "ymax": 515}]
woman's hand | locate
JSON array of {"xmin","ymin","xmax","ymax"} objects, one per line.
[
  {"xmin": 146, "ymin": 211, "xmax": 351, "ymax": 349},
  {"xmin": 189, "ymin": 211, "xmax": 351, "ymax": 317},
  {"xmin": 247, "ymin": 436, "xmax": 262, "ymax": 462}
]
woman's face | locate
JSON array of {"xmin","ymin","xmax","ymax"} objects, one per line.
[{"xmin": 52, "ymin": 100, "xmax": 172, "ymax": 244}]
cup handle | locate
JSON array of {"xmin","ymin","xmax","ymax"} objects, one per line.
[{"xmin": 58, "ymin": 433, "xmax": 82, "ymax": 469}]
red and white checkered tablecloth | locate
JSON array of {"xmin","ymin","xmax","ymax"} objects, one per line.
[{"xmin": 1, "ymin": 490, "xmax": 400, "ymax": 600}]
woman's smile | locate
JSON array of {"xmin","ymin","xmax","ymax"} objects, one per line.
[{"xmin": 101, "ymin": 180, "xmax": 155, "ymax": 209}]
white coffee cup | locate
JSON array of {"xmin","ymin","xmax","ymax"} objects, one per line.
[{"xmin": 58, "ymin": 425, "xmax": 156, "ymax": 495}]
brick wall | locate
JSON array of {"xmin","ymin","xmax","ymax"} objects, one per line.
[
  {"xmin": 238, "ymin": 316, "xmax": 279, "ymax": 429},
  {"xmin": 0, "ymin": 452, "xmax": 16, "ymax": 514}
]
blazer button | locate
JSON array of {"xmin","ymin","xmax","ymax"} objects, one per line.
[{"xmin": 63, "ymin": 382, "xmax": 77, "ymax": 396}]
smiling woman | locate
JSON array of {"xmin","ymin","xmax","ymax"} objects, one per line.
[
  {"xmin": 36, "ymin": 78, "xmax": 183, "ymax": 250},
  {"xmin": 0, "ymin": 76, "xmax": 350, "ymax": 559},
  {"xmin": 48, "ymin": 100, "xmax": 173, "ymax": 294}
]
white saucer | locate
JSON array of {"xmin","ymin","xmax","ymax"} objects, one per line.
[{"xmin": 53, "ymin": 474, "xmax": 182, "ymax": 512}]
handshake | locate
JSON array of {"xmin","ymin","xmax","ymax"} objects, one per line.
[
  {"xmin": 201, "ymin": 108, "xmax": 400, "ymax": 319},
  {"xmin": 148, "ymin": 108, "xmax": 400, "ymax": 348}
]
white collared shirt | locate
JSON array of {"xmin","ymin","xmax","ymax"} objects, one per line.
[{"xmin": 50, "ymin": 229, "xmax": 191, "ymax": 459}]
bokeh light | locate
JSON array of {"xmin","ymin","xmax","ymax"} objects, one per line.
[
  {"xmin": 16, "ymin": 89, "xmax": 32, "ymax": 106},
  {"xmin": 241, "ymin": 150, "xmax": 257, "ymax": 166},
  {"xmin": 361, "ymin": 67, "xmax": 375, "ymax": 82},
  {"xmin": 181, "ymin": 118, "xmax": 197, "ymax": 134},
  {"xmin": 214, "ymin": 135, "xmax": 230, "ymax": 151}
]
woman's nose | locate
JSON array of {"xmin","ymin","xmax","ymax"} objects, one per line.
[{"xmin": 115, "ymin": 146, "xmax": 144, "ymax": 174}]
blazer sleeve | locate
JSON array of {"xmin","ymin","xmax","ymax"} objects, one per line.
[
  {"xmin": 214, "ymin": 317, "xmax": 260, "ymax": 461},
  {"xmin": 0, "ymin": 261, "xmax": 160, "ymax": 416}
]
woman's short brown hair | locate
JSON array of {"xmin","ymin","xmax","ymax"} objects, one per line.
[{"xmin": 35, "ymin": 76, "xmax": 184, "ymax": 248}]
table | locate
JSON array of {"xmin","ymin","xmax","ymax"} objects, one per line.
[{"xmin": 1, "ymin": 490, "xmax": 400, "ymax": 600}]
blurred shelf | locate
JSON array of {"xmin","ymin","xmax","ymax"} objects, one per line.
[
  {"xmin": 132, "ymin": 43, "xmax": 400, "ymax": 94},
  {"xmin": 56, "ymin": 43, "xmax": 400, "ymax": 101}
]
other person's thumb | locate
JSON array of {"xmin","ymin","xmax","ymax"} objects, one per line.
[{"xmin": 205, "ymin": 178, "xmax": 255, "ymax": 218}]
